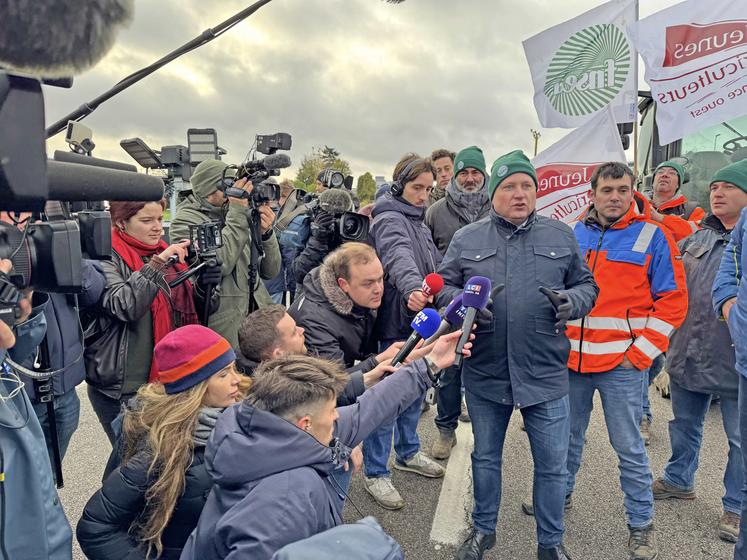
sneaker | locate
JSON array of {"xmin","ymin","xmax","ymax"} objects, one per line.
[
  {"xmin": 640, "ymin": 417, "xmax": 651, "ymax": 446},
  {"xmin": 628, "ymin": 524, "xmax": 658, "ymax": 560},
  {"xmin": 718, "ymin": 511, "xmax": 740, "ymax": 543},
  {"xmin": 459, "ymin": 398, "xmax": 471, "ymax": 423},
  {"xmin": 431, "ymin": 431, "xmax": 456, "ymax": 460},
  {"xmin": 521, "ymin": 493, "xmax": 573, "ymax": 516},
  {"xmin": 393, "ymin": 451, "xmax": 445, "ymax": 478},
  {"xmin": 652, "ymin": 477, "xmax": 696, "ymax": 500},
  {"xmin": 363, "ymin": 476, "xmax": 405, "ymax": 510}
]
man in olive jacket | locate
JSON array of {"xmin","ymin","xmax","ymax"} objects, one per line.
[
  {"xmin": 170, "ymin": 160, "xmax": 281, "ymax": 348},
  {"xmin": 436, "ymin": 150, "xmax": 598, "ymax": 560}
]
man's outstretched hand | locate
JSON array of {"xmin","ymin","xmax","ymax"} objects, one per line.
[{"xmin": 427, "ymin": 329, "xmax": 474, "ymax": 370}]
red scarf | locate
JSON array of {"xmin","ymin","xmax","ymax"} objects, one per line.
[{"xmin": 111, "ymin": 228, "xmax": 198, "ymax": 381}]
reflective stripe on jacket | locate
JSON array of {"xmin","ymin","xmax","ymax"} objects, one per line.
[{"xmin": 568, "ymin": 193, "xmax": 688, "ymax": 373}]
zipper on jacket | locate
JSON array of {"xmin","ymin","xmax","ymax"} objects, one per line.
[{"xmin": 577, "ymin": 227, "xmax": 606, "ymax": 372}]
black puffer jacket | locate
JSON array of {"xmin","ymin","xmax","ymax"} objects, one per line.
[
  {"xmin": 77, "ymin": 448, "xmax": 211, "ymax": 560},
  {"xmin": 668, "ymin": 214, "xmax": 738, "ymax": 398}
]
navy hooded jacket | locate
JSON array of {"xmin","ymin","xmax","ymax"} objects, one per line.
[{"xmin": 179, "ymin": 360, "xmax": 433, "ymax": 560}]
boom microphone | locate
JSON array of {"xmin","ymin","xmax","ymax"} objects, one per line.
[
  {"xmin": 319, "ymin": 188, "xmax": 354, "ymax": 215},
  {"xmin": 421, "ymin": 273, "xmax": 444, "ymax": 298},
  {"xmin": 0, "ymin": 0, "xmax": 135, "ymax": 78},
  {"xmin": 423, "ymin": 294, "xmax": 467, "ymax": 346},
  {"xmin": 258, "ymin": 153, "xmax": 292, "ymax": 170},
  {"xmin": 454, "ymin": 276, "xmax": 492, "ymax": 369},
  {"xmin": 47, "ymin": 160, "xmax": 164, "ymax": 201},
  {"xmin": 389, "ymin": 308, "xmax": 442, "ymax": 367}
]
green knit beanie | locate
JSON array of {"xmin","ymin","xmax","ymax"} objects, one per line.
[
  {"xmin": 488, "ymin": 150, "xmax": 538, "ymax": 199},
  {"xmin": 711, "ymin": 159, "xmax": 747, "ymax": 194},
  {"xmin": 191, "ymin": 159, "xmax": 230, "ymax": 198},
  {"xmin": 655, "ymin": 160, "xmax": 685, "ymax": 188},
  {"xmin": 453, "ymin": 146, "xmax": 487, "ymax": 178}
]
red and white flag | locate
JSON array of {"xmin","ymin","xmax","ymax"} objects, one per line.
[
  {"xmin": 629, "ymin": 0, "xmax": 747, "ymax": 145},
  {"xmin": 533, "ymin": 108, "xmax": 627, "ymax": 225}
]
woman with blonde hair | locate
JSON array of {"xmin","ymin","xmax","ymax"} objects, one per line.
[{"xmin": 77, "ymin": 325, "xmax": 248, "ymax": 559}]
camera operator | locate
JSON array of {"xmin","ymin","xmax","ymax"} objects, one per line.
[
  {"xmin": 0, "ymin": 259, "xmax": 73, "ymax": 560},
  {"xmin": 0, "ymin": 211, "xmax": 106, "ymax": 468},
  {"xmin": 292, "ymin": 188, "xmax": 357, "ymax": 291},
  {"xmin": 170, "ymin": 159, "xmax": 281, "ymax": 347},
  {"xmin": 85, "ymin": 200, "xmax": 219, "ymax": 445},
  {"xmin": 180, "ymin": 330, "xmax": 473, "ymax": 560},
  {"xmin": 266, "ymin": 179, "xmax": 306, "ymax": 304}
]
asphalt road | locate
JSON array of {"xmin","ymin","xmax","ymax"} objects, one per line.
[{"xmin": 59, "ymin": 383, "xmax": 737, "ymax": 560}]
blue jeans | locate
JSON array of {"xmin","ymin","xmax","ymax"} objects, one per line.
[
  {"xmin": 435, "ymin": 364, "xmax": 462, "ymax": 434},
  {"xmin": 642, "ymin": 354, "xmax": 665, "ymax": 422},
  {"xmin": 466, "ymin": 390, "xmax": 569, "ymax": 547},
  {"xmin": 363, "ymin": 394, "xmax": 423, "ymax": 478},
  {"xmin": 664, "ymin": 381, "xmax": 743, "ymax": 514},
  {"xmin": 31, "ymin": 388, "xmax": 80, "ymax": 466},
  {"xmin": 736, "ymin": 375, "xmax": 747, "ymax": 559},
  {"xmin": 566, "ymin": 366, "xmax": 654, "ymax": 528}
]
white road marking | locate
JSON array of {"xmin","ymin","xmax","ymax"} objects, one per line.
[{"xmin": 429, "ymin": 420, "xmax": 474, "ymax": 546}]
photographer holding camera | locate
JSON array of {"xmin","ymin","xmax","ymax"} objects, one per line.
[
  {"xmin": 170, "ymin": 159, "xmax": 281, "ymax": 348},
  {"xmin": 85, "ymin": 200, "xmax": 219, "ymax": 445}
]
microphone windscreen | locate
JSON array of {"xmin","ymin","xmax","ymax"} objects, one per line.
[
  {"xmin": 47, "ymin": 160, "xmax": 163, "ymax": 201},
  {"xmin": 0, "ymin": 0, "xmax": 135, "ymax": 77},
  {"xmin": 261, "ymin": 153, "xmax": 292, "ymax": 170},
  {"xmin": 411, "ymin": 308, "xmax": 442, "ymax": 339},
  {"xmin": 319, "ymin": 188, "xmax": 354, "ymax": 215},
  {"xmin": 444, "ymin": 294, "xmax": 467, "ymax": 326},
  {"xmin": 462, "ymin": 276, "xmax": 492, "ymax": 309},
  {"xmin": 422, "ymin": 273, "xmax": 444, "ymax": 297}
]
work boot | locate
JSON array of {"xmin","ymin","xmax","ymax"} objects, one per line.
[
  {"xmin": 431, "ymin": 430, "xmax": 456, "ymax": 460},
  {"xmin": 628, "ymin": 523, "xmax": 658, "ymax": 560},
  {"xmin": 363, "ymin": 476, "xmax": 405, "ymax": 510},
  {"xmin": 718, "ymin": 511, "xmax": 740, "ymax": 543},
  {"xmin": 521, "ymin": 493, "xmax": 573, "ymax": 516},
  {"xmin": 393, "ymin": 451, "xmax": 445, "ymax": 478},
  {"xmin": 538, "ymin": 543, "xmax": 573, "ymax": 560},
  {"xmin": 640, "ymin": 417, "xmax": 651, "ymax": 446},
  {"xmin": 456, "ymin": 529, "xmax": 496, "ymax": 560},
  {"xmin": 459, "ymin": 398, "xmax": 471, "ymax": 423},
  {"xmin": 652, "ymin": 477, "xmax": 696, "ymax": 500}
]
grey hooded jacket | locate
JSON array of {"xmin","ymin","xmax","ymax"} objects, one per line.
[
  {"xmin": 668, "ymin": 214, "xmax": 738, "ymax": 398},
  {"xmin": 425, "ymin": 178, "xmax": 491, "ymax": 255}
]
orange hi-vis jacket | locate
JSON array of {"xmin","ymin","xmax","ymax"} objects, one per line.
[
  {"xmin": 656, "ymin": 193, "xmax": 705, "ymax": 242},
  {"xmin": 568, "ymin": 194, "xmax": 688, "ymax": 373}
]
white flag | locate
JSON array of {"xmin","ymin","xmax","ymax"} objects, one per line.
[
  {"xmin": 533, "ymin": 109, "xmax": 627, "ymax": 225},
  {"xmin": 523, "ymin": 0, "xmax": 638, "ymax": 128},
  {"xmin": 628, "ymin": 0, "xmax": 747, "ymax": 146}
]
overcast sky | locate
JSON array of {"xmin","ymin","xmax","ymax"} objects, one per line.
[{"xmin": 43, "ymin": 0, "xmax": 684, "ymax": 182}]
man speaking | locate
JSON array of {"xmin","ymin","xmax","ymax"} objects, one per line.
[{"xmin": 437, "ymin": 150, "xmax": 598, "ymax": 560}]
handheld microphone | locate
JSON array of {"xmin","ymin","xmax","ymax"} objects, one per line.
[
  {"xmin": 423, "ymin": 294, "xmax": 467, "ymax": 346},
  {"xmin": 421, "ymin": 273, "xmax": 444, "ymax": 298},
  {"xmin": 389, "ymin": 307, "xmax": 442, "ymax": 367},
  {"xmin": 454, "ymin": 276, "xmax": 492, "ymax": 369}
]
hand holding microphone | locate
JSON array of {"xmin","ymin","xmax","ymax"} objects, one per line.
[
  {"xmin": 407, "ymin": 273, "xmax": 444, "ymax": 312},
  {"xmin": 423, "ymin": 293, "xmax": 467, "ymax": 346},
  {"xmin": 454, "ymin": 276, "xmax": 492, "ymax": 369},
  {"xmin": 389, "ymin": 307, "xmax": 442, "ymax": 367}
]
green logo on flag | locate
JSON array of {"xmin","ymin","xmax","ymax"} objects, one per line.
[{"xmin": 544, "ymin": 24, "xmax": 631, "ymax": 117}]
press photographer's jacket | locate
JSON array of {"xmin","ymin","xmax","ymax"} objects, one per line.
[{"xmin": 170, "ymin": 193, "xmax": 281, "ymax": 348}]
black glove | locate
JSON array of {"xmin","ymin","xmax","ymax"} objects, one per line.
[
  {"xmin": 310, "ymin": 210, "xmax": 335, "ymax": 241},
  {"xmin": 198, "ymin": 259, "xmax": 223, "ymax": 288},
  {"xmin": 475, "ymin": 284, "xmax": 503, "ymax": 329},
  {"xmin": 539, "ymin": 286, "xmax": 572, "ymax": 329}
]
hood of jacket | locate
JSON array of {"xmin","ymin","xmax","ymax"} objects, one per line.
[
  {"xmin": 179, "ymin": 190, "xmax": 225, "ymax": 222},
  {"xmin": 206, "ymin": 400, "xmax": 335, "ymax": 488},
  {"xmin": 372, "ymin": 191, "xmax": 425, "ymax": 221}
]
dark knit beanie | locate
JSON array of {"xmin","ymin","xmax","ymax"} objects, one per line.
[
  {"xmin": 488, "ymin": 150, "xmax": 538, "ymax": 199},
  {"xmin": 711, "ymin": 159, "xmax": 747, "ymax": 194},
  {"xmin": 655, "ymin": 160, "xmax": 686, "ymax": 188},
  {"xmin": 155, "ymin": 325, "xmax": 236, "ymax": 394},
  {"xmin": 453, "ymin": 146, "xmax": 487, "ymax": 178}
]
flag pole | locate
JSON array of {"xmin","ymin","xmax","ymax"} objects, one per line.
[{"xmin": 633, "ymin": 0, "xmax": 640, "ymax": 180}]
